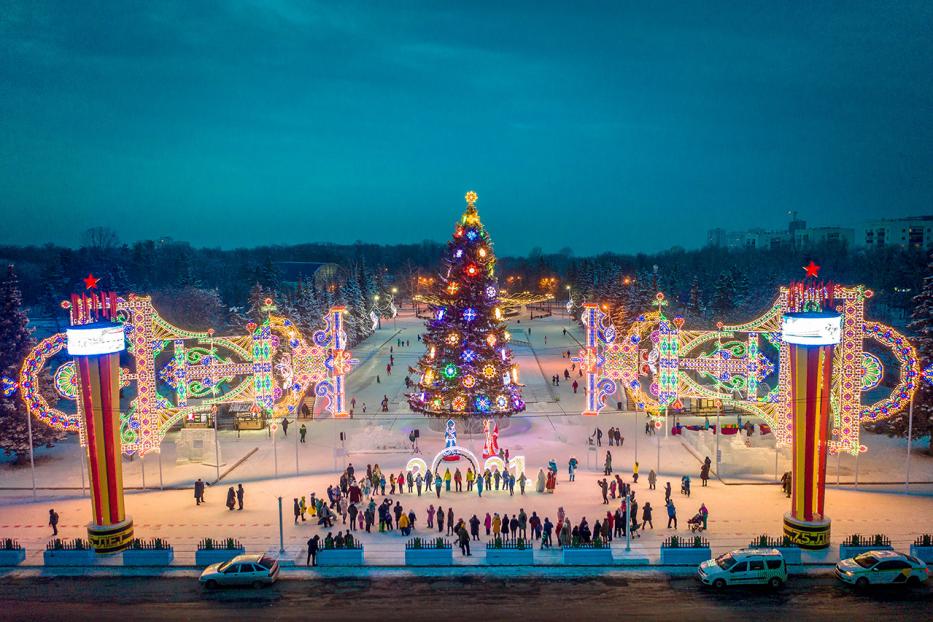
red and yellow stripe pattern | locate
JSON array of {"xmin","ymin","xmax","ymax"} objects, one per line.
[
  {"xmin": 789, "ymin": 343, "xmax": 834, "ymax": 522},
  {"xmin": 77, "ymin": 352, "xmax": 126, "ymax": 527}
]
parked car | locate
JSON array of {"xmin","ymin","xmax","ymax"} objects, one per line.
[
  {"xmin": 697, "ymin": 548, "xmax": 788, "ymax": 589},
  {"xmin": 199, "ymin": 554, "xmax": 280, "ymax": 589},
  {"xmin": 835, "ymin": 550, "xmax": 929, "ymax": 588}
]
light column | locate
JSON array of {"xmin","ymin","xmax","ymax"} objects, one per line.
[
  {"xmin": 67, "ymin": 293, "xmax": 133, "ymax": 554},
  {"xmin": 781, "ymin": 311, "xmax": 841, "ymax": 550}
]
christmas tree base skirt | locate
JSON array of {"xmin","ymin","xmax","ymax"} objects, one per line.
[
  {"xmin": 782, "ymin": 513, "xmax": 830, "ymax": 550},
  {"xmin": 426, "ymin": 417, "xmax": 512, "ymax": 435},
  {"xmin": 88, "ymin": 517, "xmax": 134, "ymax": 553}
]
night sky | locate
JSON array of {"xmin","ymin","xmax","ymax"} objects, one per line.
[{"xmin": 1, "ymin": 1, "xmax": 931, "ymax": 255}]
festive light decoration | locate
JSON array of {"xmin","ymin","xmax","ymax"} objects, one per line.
[
  {"xmin": 66, "ymin": 290, "xmax": 134, "ymax": 553},
  {"xmin": 780, "ymin": 275, "xmax": 839, "ymax": 550},
  {"xmin": 578, "ymin": 283, "xmax": 920, "ymax": 455},
  {"xmin": 408, "ymin": 192, "xmax": 525, "ymax": 417},
  {"xmin": 7, "ymin": 294, "xmax": 354, "ymax": 455},
  {"xmin": 406, "ymin": 418, "xmax": 528, "ymax": 484}
]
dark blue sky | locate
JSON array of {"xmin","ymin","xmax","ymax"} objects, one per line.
[{"xmin": 1, "ymin": 1, "xmax": 931, "ymax": 255}]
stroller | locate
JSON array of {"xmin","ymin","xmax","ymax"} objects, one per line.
[{"xmin": 687, "ymin": 512, "xmax": 705, "ymax": 533}]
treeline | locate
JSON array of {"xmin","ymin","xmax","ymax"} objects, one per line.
[{"xmin": 0, "ymin": 233, "xmax": 927, "ymax": 338}]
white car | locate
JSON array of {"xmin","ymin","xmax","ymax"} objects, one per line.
[
  {"xmin": 697, "ymin": 548, "xmax": 788, "ymax": 589},
  {"xmin": 199, "ymin": 553, "xmax": 280, "ymax": 589},
  {"xmin": 834, "ymin": 550, "xmax": 929, "ymax": 588}
]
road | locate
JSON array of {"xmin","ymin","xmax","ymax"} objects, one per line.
[{"xmin": 0, "ymin": 575, "xmax": 929, "ymax": 621}]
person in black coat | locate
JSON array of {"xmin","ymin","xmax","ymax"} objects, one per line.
[
  {"xmin": 306, "ymin": 535, "xmax": 320, "ymax": 566},
  {"xmin": 469, "ymin": 515, "xmax": 480, "ymax": 541}
]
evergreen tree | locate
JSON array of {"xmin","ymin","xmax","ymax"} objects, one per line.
[
  {"xmin": 0, "ymin": 265, "xmax": 62, "ymax": 463},
  {"xmin": 711, "ymin": 270, "xmax": 736, "ymax": 318},
  {"xmin": 878, "ymin": 252, "xmax": 933, "ymax": 453},
  {"xmin": 687, "ymin": 276, "xmax": 702, "ymax": 315},
  {"xmin": 409, "ymin": 192, "xmax": 524, "ymax": 417}
]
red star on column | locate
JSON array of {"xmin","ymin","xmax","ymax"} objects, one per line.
[
  {"xmin": 803, "ymin": 261, "xmax": 821, "ymax": 278},
  {"xmin": 83, "ymin": 273, "xmax": 100, "ymax": 289}
]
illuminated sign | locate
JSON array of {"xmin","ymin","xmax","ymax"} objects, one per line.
[
  {"xmin": 66, "ymin": 323, "xmax": 126, "ymax": 356},
  {"xmin": 781, "ymin": 312, "xmax": 842, "ymax": 346}
]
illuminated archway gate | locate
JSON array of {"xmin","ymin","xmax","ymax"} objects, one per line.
[
  {"xmin": 576, "ymin": 285, "xmax": 920, "ymax": 455},
  {"xmin": 9, "ymin": 294, "xmax": 354, "ymax": 456}
]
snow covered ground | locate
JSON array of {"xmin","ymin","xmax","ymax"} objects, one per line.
[{"xmin": 1, "ymin": 309, "xmax": 931, "ymax": 566}]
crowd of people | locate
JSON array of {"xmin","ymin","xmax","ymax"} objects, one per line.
[{"xmin": 285, "ymin": 452, "xmax": 714, "ymax": 565}]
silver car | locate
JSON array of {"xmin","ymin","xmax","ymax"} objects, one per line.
[{"xmin": 199, "ymin": 554, "xmax": 280, "ymax": 589}]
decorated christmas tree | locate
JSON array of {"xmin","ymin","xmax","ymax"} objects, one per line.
[{"xmin": 408, "ymin": 192, "xmax": 525, "ymax": 417}]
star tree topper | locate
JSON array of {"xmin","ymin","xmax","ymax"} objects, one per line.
[{"xmin": 803, "ymin": 260, "xmax": 821, "ymax": 278}]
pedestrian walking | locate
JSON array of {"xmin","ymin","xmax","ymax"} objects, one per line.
[
  {"xmin": 666, "ymin": 499, "xmax": 677, "ymax": 529},
  {"xmin": 281, "ymin": 416, "xmax": 289, "ymax": 437}
]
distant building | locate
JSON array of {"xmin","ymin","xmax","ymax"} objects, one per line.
[
  {"xmin": 793, "ymin": 227, "xmax": 854, "ymax": 248},
  {"xmin": 273, "ymin": 261, "xmax": 343, "ymax": 291},
  {"xmin": 859, "ymin": 216, "xmax": 933, "ymax": 250}
]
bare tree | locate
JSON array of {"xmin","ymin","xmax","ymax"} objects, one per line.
[{"xmin": 81, "ymin": 226, "xmax": 119, "ymax": 252}]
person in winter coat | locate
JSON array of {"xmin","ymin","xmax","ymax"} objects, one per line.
[
  {"xmin": 226, "ymin": 486, "xmax": 236, "ymax": 511},
  {"xmin": 633, "ymin": 461, "xmax": 639, "ymax": 483},
  {"xmin": 379, "ymin": 475, "xmax": 386, "ymax": 495},
  {"xmin": 446, "ymin": 507, "xmax": 454, "ymax": 536},
  {"xmin": 483, "ymin": 512, "xmax": 492, "ymax": 536},
  {"xmin": 469, "ymin": 514, "xmax": 480, "ymax": 541},
  {"xmin": 194, "ymin": 479, "xmax": 205, "ymax": 505},
  {"xmin": 425, "ymin": 469, "xmax": 433, "ymax": 492},
  {"xmin": 540, "ymin": 517, "xmax": 552, "ymax": 547},
  {"xmin": 437, "ymin": 506, "xmax": 445, "ymax": 533},
  {"xmin": 664, "ymin": 481, "xmax": 672, "ymax": 503},
  {"xmin": 476, "ymin": 473, "xmax": 484, "ymax": 497},
  {"xmin": 609, "ymin": 479, "xmax": 617, "ymax": 500},
  {"xmin": 507, "ymin": 473, "xmax": 516, "ymax": 496},
  {"xmin": 293, "ymin": 498, "xmax": 301, "ymax": 524},
  {"xmin": 236, "ymin": 484, "xmax": 244, "ymax": 510},
  {"xmin": 426, "ymin": 504, "xmax": 435, "ymax": 528},
  {"xmin": 666, "ymin": 499, "xmax": 677, "ymax": 529},
  {"xmin": 557, "ymin": 506, "xmax": 565, "ymax": 527},
  {"xmin": 530, "ymin": 512, "xmax": 542, "ymax": 540},
  {"xmin": 435, "ymin": 473, "xmax": 443, "ymax": 497},
  {"xmin": 700, "ymin": 460, "xmax": 710, "ymax": 487},
  {"xmin": 536, "ymin": 469, "xmax": 546, "ymax": 493},
  {"xmin": 604, "ymin": 451, "xmax": 612, "ymax": 476},
  {"xmin": 348, "ymin": 503, "xmax": 358, "ymax": 530},
  {"xmin": 699, "ymin": 503, "xmax": 709, "ymax": 529},
  {"xmin": 454, "ymin": 468, "xmax": 463, "ymax": 492},
  {"xmin": 648, "ymin": 469, "xmax": 657, "ymax": 490},
  {"xmin": 519, "ymin": 472, "xmax": 526, "ymax": 495},
  {"xmin": 457, "ymin": 523, "xmax": 471, "ymax": 556},
  {"xmin": 642, "ymin": 502, "xmax": 654, "ymax": 529},
  {"xmin": 306, "ymin": 535, "xmax": 320, "ymax": 566},
  {"xmin": 466, "ymin": 468, "xmax": 475, "ymax": 492},
  {"xmin": 598, "ymin": 479, "xmax": 609, "ymax": 504},
  {"xmin": 492, "ymin": 513, "xmax": 502, "ymax": 537},
  {"xmin": 415, "ymin": 473, "xmax": 423, "ymax": 496},
  {"xmin": 407, "ymin": 471, "xmax": 414, "ymax": 493},
  {"xmin": 444, "ymin": 468, "xmax": 452, "ymax": 492},
  {"xmin": 568, "ymin": 457, "xmax": 577, "ymax": 481},
  {"xmin": 494, "ymin": 470, "xmax": 501, "ymax": 491}
]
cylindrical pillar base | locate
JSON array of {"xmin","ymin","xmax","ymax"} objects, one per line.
[
  {"xmin": 87, "ymin": 517, "xmax": 134, "ymax": 554},
  {"xmin": 783, "ymin": 512, "xmax": 830, "ymax": 550}
]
